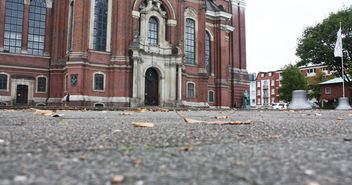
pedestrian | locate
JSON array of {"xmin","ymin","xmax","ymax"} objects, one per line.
[{"xmin": 65, "ymin": 92, "xmax": 70, "ymax": 107}]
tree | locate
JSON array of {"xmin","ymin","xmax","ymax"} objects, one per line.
[
  {"xmin": 278, "ymin": 65, "xmax": 307, "ymax": 102},
  {"xmin": 296, "ymin": 6, "xmax": 352, "ymax": 83},
  {"xmin": 306, "ymin": 71, "xmax": 334, "ymax": 103}
]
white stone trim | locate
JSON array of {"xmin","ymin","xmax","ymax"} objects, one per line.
[
  {"xmin": 0, "ymin": 72, "xmax": 10, "ymax": 92},
  {"xmin": 93, "ymin": 71, "xmax": 106, "ymax": 92},
  {"xmin": 132, "ymin": 10, "xmax": 140, "ymax": 18},
  {"xmin": 167, "ymin": 19, "xmax": 177, "ymax": 26},
  {"xmin": 45, "ymin": 0, "xmax": 53, "ymax": 8},
  {"xmin": 64, "ymin": 95, "xmax": 130, "ymax": 103},
  {"xmin": 35, "ymin": 75, "xmax": 48, "ymax": 93},
  {"xmin": 182, "ymin": 101, "xmax": 209, "ymax": 107},
  {"xmin": 205, "ymin": 28, "xmax": 214, "ymax": 41},
  {"xmin": 184, "ymin": 7, "xmax": 198, "ymax": 64},
  {"xmin": 205, "ymin": 10, "xmax": 232, "ymax": 20},
  {"xmin": 133, "ymin": 0, "xmax": 176, "ymax": 20},
  {"xmin": 66, "ymin": 61, "xmax": 132, "ymax": 69}
]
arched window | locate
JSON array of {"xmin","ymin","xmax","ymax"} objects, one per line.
[
  {"xmin": 93, "ymin": 0, "xmax": 108, "ymax": 51},
  {"xmin": 187, "ymin": 82, "xmax": 195, "ymax": 98},
  {"xmin": 94, "ymin": 72, "xmax": 105, "ymax": 91},
  {"xmin": 185, "ymin": 19, "xmax": 195, "ymax": 64},
  {"xmin": 28, "ymin": 0, "xmax": 46, "ymax": 56},
  {"xmin": 4, "ymin": 0, "xmax": 24, "ymax": 53},
  {"xmin": 205, "ymin": 32, "xmax": 211, "ymax": 75},
  {"xmin": 36, "ymin": 76, "xmax": 47, "ymax": 93},
  {"xmin": 148, "ymin": 17, "xmax": 158, "ymax": 45},
  {"xmin": 67, "ymin": 1, "xmax": 74, "ymax": 51},
  {"xmin": 208, "ymin": 90, "xmax": 214, "ymax": 103},
  {"xmin": 0, "ymin": 74, "xmax": 9, "ymax": 90}
]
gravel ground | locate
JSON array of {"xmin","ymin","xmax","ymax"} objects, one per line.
[{"xmin": 0, "ymin": 109, "xmax": 352, "ymax": 185}]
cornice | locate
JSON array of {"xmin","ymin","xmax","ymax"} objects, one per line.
[{"xmin": 230, "ymin": 0, "xmax": 246, "ymax": 8}]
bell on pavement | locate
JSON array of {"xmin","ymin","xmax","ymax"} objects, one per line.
[
  {"xmin": 335, "ymin": 97, "xmax": 352, "ymax": 110},
  {"xmin": 288, "ymin": 90, "xmax": 312, "ymax": 110}
]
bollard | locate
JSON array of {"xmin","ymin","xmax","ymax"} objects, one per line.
[
  {"xmin": 288, "ymin": 90, "xmax": 312, "ymax": 110},
  {"xmin": 335, "ymin": 97, "xmax": 352, "ymax": 110}
]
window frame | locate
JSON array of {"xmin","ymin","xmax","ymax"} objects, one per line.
[
  {"xmin": 186, "ymin": 82, "xmax": 195, "ymax": 98},
  {"xmin": 4, "ymin": 0, "xmax": 24, "ymax": 54},
  {"xmin": 185, "ymin": 18, "xmax": 196, "ymax": 64},
  {"xmin": 325, "ymin": 87, "xmax": 331, "ymax": 95},
  {"xmin": 208, "ymin": 90, "xmax": 214, "ymax": 103},
  {"xmin": 0, "ymin": 73, "xmax": 10, "ymax": 91},
  {"xmin": 205, "ymin": 31, "xmax": 211, "ymax": 76},
  {"xmin": 148, "ymin": 16, "xmax": 159, "ymax": 45},
  {"xmin": 27, "ymin": 0, "xmax": 47, "ymax": 56},
  {"xmin": 271, "ymin": 88, "xmax": 275, "ymax": 95},
  {"xmin": 93, "ymin": 0, "xmax": 108, "ymax": 51},
  {"xmin": 36, "ymin": 75, "xmax": 48, "ymax": 93},
  {"xmin": 93, "ymin": 72, "xmax": 106, "ymax": 91},
  {"xmin": 257, "ymin": 90, "xmax": 260, "ymax": 95}
]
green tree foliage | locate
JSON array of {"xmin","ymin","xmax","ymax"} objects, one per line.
[
  {"xmin": 306, "ymin": 71, "xmax": 334, "ymax": 103},
  {"xmin": 296, "ymin": 6, "xmax": 352, "ymax": 83},
  {"xmin": 278, "ymin": 65, "xmax": 307, "ymax": 102}
]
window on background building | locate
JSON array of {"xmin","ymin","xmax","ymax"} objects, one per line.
[
  {"xmin": 261, "ymin": 73, "xmax": 264, "ymax": 77},
  {"xmin": 208, "ymin": 90, "xmax": 214, "ymax": 102},
  {"xmin": 94, "ymin": 73, "xmax": 105, "ymax": 90},
  {"xmin": 0, "ymin": 74, "xmax": 8, "ymax": 90},
  {"xmin": 185, "ymin": 18, "xmax": 195, "ymax": 64},
  {"xmin": 271, "ymin": 89, "xmax": 275, "ymax": 94},
  {"xmin": 325, "ymin": 87, "xmax": 331, "ymax": 94},
  {"xmin": 257, "ymin": 90, "xmax": 260, "ymax": 95},
  {"xmin": 65, "ymin": 75, "xmax": 68, "ymax": 91},
  {"xmin": 257, "ymin": 98, "xmax": 261, "ymax": 104},
  {"xmin": 28, "ymin": 0, "xmax": 47, "ymax": 56},
  {"xmin": 272, "ymin": 97, "xmax": 275, "ymax": 103},
  {"xmin": 271, "ymin": 80, "xmax": 274, "ymax": 86},
  {"xmin": 257, "ymin": 82, "xmax": 260, "ymax": 87},
  {"xmin": 37, "ymin": 76, "xmax": 46, "ymax": 92},
  {"xmin": 67, "ymin": 1, "xmax": 74, "ymax": 51},
  {"xmin": 187, "ymin": 83, "xmax": 195, "ymax": 98},
  {"xmin": 4, "ymin": 0, "xmax": 24, "ymax": 53},
  {"xmin": 148, "ymin": 17, "xmax": 158, "ymax": 45},
  {"xmin": 93, "ymin": 0, "xmax": 108, "ymax": 51},
  {"xmin": 205, "ymin": 32, "xmax": 211, "ymax": 75},
  {"xmin": 268, "ymin": 72, "xmax": 272, "ymax": 77}
]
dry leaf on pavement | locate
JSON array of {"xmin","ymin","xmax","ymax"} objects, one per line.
[
  {"xmin": 134, "ymin": 108, "xmax": 148, "ymax": 113},
  {"xmin": 120, "ymin": 112, "xmax": 131, "ymax": 115},
  {"xmin": 132, "ymin": 122, "xmax": 154, "ymax": 127},
  {"xmin": 179, "ymin": 146, "xmax": 193, "ymax": 151},
  {"xmin": 184, "ymin": 118, "xmax": 251, "ymax": 125},
  {"xmin": 111, "ymin": 175, "xmax": 124, "ymax": 184},
  {"xmin": 337, "ymin": 117, "xmax": 345, "ymax": 120},
  {"xmin": 212, "ymin": 115, "xmax": 229, "ymax": 119},
  {"xmin": 34, "ymin": 109, "xmax": 55, "ymax": 116}
]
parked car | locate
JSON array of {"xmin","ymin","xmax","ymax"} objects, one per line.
[
  {"xmin": 272, "ymin": 103, "xmax": 288, "ymax": 110},
  {"xmin": 308, "ymin": 101, "xmax": 320, "ymax": 109}
]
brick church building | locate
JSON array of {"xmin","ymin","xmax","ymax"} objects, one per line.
[{"xmin": 0, "ymin": 0, "xmax": 249, "ymax": 108}]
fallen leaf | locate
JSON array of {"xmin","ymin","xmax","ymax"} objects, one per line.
[
  {"xmin": 79, "ymin": 156, "xmax": 86, "ymax": 160},
  {"xmin": 184, "ymin": 118, "xmax": 251, "ymax": 125},
  {"xmin": 337, "ymin": 117, "xmax": 345, "ymax": 120},
  {"xmin": 120, "ymin": 112, "xmax": 131, "ymax": 115},
  {"xmin": 134, "ymin": 160, "xmax": 141, "ymax": 165},
  {"xmin": 179, "ymin": 146, "xmax": 193, "ymax": 151},
  {"xmin": 34, "ymin": 109, "xmax": 55, "ymax": 116},
  {"xmin": 102, "ymin": 111, "xmax": 109, "ymax": 113},
  {"xmin": 159, "ymin": 109, "xmax": 169, "ymax": 112},
  {"xmin": 81, "ymin": 108, "xmax": 87, "ymax": 112},
  {"xmin": 315, "ymin": 113, "xmax": 322, "ymax": 116},
  {"xmin": 134, "ymin": 108, "xmax": 148, "ymax": 113},
  {"xmin": 132, "ymin": 122, "xmax": 154, "ymax": 127},
  {"xmin": 111, "ymin": 175, "xmax": 124, "ymax": 184},
  {"xmin": 212, "ymin": 115, "xmax": 229, "ymax": 119}
]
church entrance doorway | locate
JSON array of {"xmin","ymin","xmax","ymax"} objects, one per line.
[
  {"xmin": 16, "ymin": 85, "xmax": 28, "ymax": 105},
  {"xmin": 145, "ymin": 68, "xmax": 159, "ymax": 106}
]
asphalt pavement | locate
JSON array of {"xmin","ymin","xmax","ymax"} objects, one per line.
[{"xmin": 0, "ymin": 109, "xmax": 352, "ymax": 185}]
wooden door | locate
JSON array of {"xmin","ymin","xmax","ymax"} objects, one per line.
[
  {"xmin": 16, "ymin": 85, "xmax": 28, "ymax": 105},
  {"xmin": 145, "ymin": 68, "xmax": 159, "ymax": 106}
]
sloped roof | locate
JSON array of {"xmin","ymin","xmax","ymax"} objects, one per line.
[
  {"xmin": 320, "ymin": 78, "xmax": 343, "ymax": 85},
  {"xmin": 205, "ymin": 0, "xmax": 223, "ymax": 12}
]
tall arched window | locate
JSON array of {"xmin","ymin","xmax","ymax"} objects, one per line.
[
  {"xmin": 93, "ymin": 0, "xmax": 107, "ymax": 51},
  {"xmin": 67, "ymin": 1, "xmax": 74, "ymax": 51},
  {"xmin": 205, "ymin": 32, "xmax": 211, "ymax": 75},
  {"xmin": 148, "ymin": 17, "xmax": 158, "ymax": 45},
  {"xmin": 185, "ymin": 18, "xmax": 195, "ymax": 64},
  {"xmin": 4, "ymin": 0, "xmax": 24, "ymax": 54},
  {"xmin": 28, "ymin": 0, "xmax": 46, "ymax": 56}
]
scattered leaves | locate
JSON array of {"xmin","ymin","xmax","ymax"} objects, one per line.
[
  {"xmin": 337, "ymin": 117, "xmax": 345, "ymax": 120},
  {"xmin": 111, "ymin": 175, "xmax": 125, "ymax": 184},
  {"xmin": 34, "ymin": 109, "xmax": 56, "ymax": 116},
  {"xmin": 315, "ymin": 113, "xmax": 322, "ymax": 116},
  {"xmin": 179, "ymin": 146, "xmax": 193, "ymax": 151},
  {"xmin": 132, "ymin": 122, "xmax": 154, "ymax": 127},
  {"xmin": 134, "ymin": 108, "xmax": 148, "ymax": 113},
  {"xmin": 79, "ymin": 156, "xmax": 86, "ymax": 160},
  {"xmin": 159, "ymin": 109, "xmax": 169, "ymax": 112}
]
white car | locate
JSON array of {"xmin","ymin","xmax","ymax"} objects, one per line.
[{"xmin": 272, "ymin": 103, "xmax": 288, "ymax": 110}]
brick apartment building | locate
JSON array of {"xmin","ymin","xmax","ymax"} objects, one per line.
[
  {"xmin": 0, "ymin": 0, "xmax": 249, "ymax": 108},
  {"xmin": 254, "ymin": 65, "xmax": 332, "ymax": 107}
]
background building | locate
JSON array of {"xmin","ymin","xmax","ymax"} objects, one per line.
[{"xmin": 0, "ymin": 0, "xmax": 249, "ymax": 108}]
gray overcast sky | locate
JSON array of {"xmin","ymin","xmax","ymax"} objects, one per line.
[{"xmin": 245, "ymin": 0, "xmax": 352, "ymax": 73}]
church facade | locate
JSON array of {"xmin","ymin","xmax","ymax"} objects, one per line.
[{"xmin": 0, "ymin": 0, "xmax": 248, "ymax": 108}]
